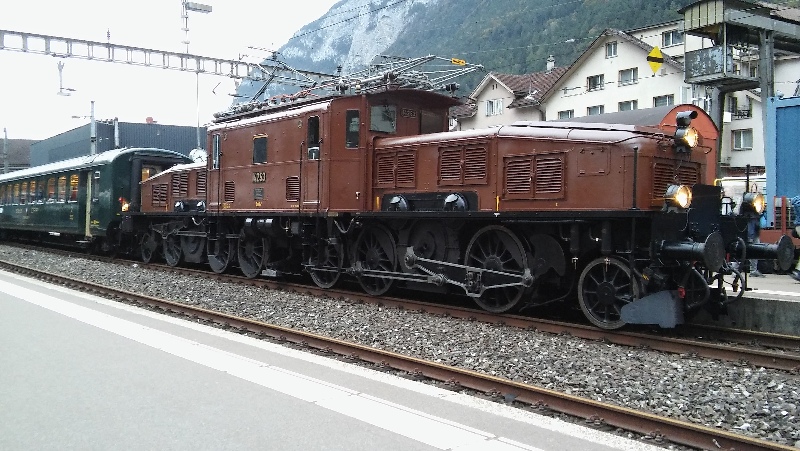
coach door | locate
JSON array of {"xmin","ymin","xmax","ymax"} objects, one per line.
[{"xmin": 301, "ymin": 115, "xmax": 321, "ymax": 213}]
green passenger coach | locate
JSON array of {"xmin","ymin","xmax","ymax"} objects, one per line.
[{"xmin": 0, "ymin": 148, "xmax": 191, "ymax": 250}]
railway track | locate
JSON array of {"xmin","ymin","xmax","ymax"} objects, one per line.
[
  {"xmin": 0, "ymin": 258, "xmax": 795, "ymax": 451},
  {"xmin": 4, "ymin": 242, "xmax": 800, "ymax": 373}
]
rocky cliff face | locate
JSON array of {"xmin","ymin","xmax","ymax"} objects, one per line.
[{"xmin": 236, "ymin": 0, "xmax": 440, "ymax": 101}]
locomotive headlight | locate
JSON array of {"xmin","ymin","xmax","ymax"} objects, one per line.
[
  {"xmin": 121, "ymin": 202, "xmax": 130, "ymax": 212},
  {"xmin": 673, "ymin": 110, "xmax": 699, "ymax": 153},
  {"xmin": 675, "ymin": 126, "xmax": 699, "ymax": 149},
  {"xmin": 665, "ymin": 184, "xmax": 692, "ymax": 209},
  {"xmin": 742, "ymin": 192, "xmax": 766, "ymax": 214}
]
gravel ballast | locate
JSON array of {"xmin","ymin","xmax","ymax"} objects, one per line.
[{"xmin": 2, "ymin": 244, "xmax": 799, "ymax": 448}]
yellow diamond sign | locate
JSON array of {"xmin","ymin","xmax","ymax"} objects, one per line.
[{"xmin": 647, "ymin": 46, "xmax": 664, "ymax": 74}]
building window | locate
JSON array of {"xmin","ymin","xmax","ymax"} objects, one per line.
[
  {"xmin": 587, "ymin": 105, "xmax": 605, "ymax": 116},
  {"xmin": 733, "ymin": 129, "xmax": 753, "ymax": 151},
  {"xmin": 605, "ymin": 41, "xmax": 617, "ymax": 58},
  {"xmin": 662, "ymin": 30, "xmax": 684, "ymax": 47},
  {"xmin": 253, "ymin": 135, "xmax": 268, "ymax": 164},
  {"xmin": 558, "ymin": 110, "xmax": 574, "ymax": 120},
  {"xmin": 618, "ymin": 100, "xmax": 638, "ymax": 111},
  {"xmin": 618, "ymin": 67, "xmax": 638, "ymax": 86},
  {"xmin": 485, "ymin": 99, "xmax": 503, "ymax": 116},
  {"xmin": 653, "ymin": 94, "xmax": 674, "ymax": 107},
  {"xmin": 587, "ymin": 74, "xmax": 604, "ymax": 92}
]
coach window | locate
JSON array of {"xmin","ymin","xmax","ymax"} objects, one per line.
[
  {"xmin": 12, "ymin": 184, "xmax": 19, "ymax": 205},
  {"xmin": 20, "ymin": 182, "xmax": 27, "ymax": 204},
  {"xmin": 57, "ymin": 176, "xmax": 67, "ymax": 202},
  {"xmin": 30, "ymin": 180, "xmax": 39, "ymax": 203},
  {"xmin": 345, "ymin": 110, "xmax": 360, "ymax": 149},
  {"xmin": 212, "ymin": 134, "xmax": 221, "ymax": 169},
  {"xmin": 253, "ymin": 135, "xmax": 267, "ymax": 164},
  {"xmin": 47, "ymin": 178, "xmax": 56, "ymax": 202},
  {"xmin": 69, "ymin": 174, "xmax": 79, "ymax": 202},
  {"xmin": 0, "ymin": 185, "xmax": 5, "ymax": 205},
  {"xmin": 307, "ymin": 116, "xmax": 320, "ymax": 160}
]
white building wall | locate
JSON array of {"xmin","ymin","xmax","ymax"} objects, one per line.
[
  {"xmin": 544, "ymin": 35, "xmax": 689, "ymax": 119},
  {"xmin": 465, "ymin": 81, "xmax": 544, "ymax": 129}
]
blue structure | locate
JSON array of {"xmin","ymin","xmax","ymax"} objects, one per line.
[
  {"xmin": 765, "ymin": 95, "xmax": 800, "ymax": 226},
  {"xmin": 30, "ymin": 121, "xmax": 205, "ymax": 166}
]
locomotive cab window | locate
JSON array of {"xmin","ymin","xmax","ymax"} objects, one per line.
[
  {"xmin": 370, "ymin": 104, "xmax": 396, "ymax": 134},
  {"xmin": 345, "ymin": 110, "xmax": 360, "ymax": 148},
  {"xmin": 212, "ymin": 134, "xmax": 221, "ymax": 169},
  {"xmin": 253, "ymin": 135, "xmax": 268, "ymax": 164},
  {"xmin": 420, "ymin": 110, "xmax": 444, "ymax": 134},
  {"xmin": 307, "ymin": 116, "xmax": 320, "ymax": 160}
]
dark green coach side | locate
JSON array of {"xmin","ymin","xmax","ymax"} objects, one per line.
[{"xmin": 0, "ymin": 148, "xmax": 190, "ymax": 247}]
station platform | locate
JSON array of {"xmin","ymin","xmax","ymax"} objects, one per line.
[
  {"xmin": 0, "ymin": 269, "xmax": 662, "ymax": 451},
  {"xmin": 690, "ymin": 271, "xmax": 800, "ymax": 335}
]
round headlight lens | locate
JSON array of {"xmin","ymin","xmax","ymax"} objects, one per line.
[
  {"xmin": 665, "ymin": 184, "xmax": 692, "ymax": 209},
  {"xmin": 678, "ymin": 126, "xmax": 699, "ymax": 148}
]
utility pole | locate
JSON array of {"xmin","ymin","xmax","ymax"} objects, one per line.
[{"xmin": 181, "ymin": 1, "xmax": 213, "ymax": 150}]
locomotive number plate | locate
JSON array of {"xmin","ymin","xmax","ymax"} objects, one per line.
[
  {"xmin": 401, "ymin": 108, "xmax": 416, "ymax": 118},
  {"xmin": 252, "ymin": 172, "xmax": 266, "ymax": 183}
]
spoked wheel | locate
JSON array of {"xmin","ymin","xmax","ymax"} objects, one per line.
[
  {"xmin": 578, "ymin": 257, "xmax": 641, "ymax": 330},
  {"xmin": 238, "ymin": 233, "xmax": 269, "ymax": 279},
  {"xmin": 352, "ymin": 225, "xmax": 397, "ymax": 295},
  {"xmin": 139, "ymin": 231, "xmax": 159, "ymax": 264},
  {"xmin": 181, "ymin": 236, "xmax": 206, "ymax": 263},
  {"xmin": 464, "ymin": 225, "xmax": 528, "ymax": 313},
  {"xmin": 163, "ymin": 234, "xmax": 183, "ymax": 267},
  {"xmin": 207, "ymin": 225, "xmax": 235, "ymax": 274},
  {"xmin": 309, "ymin": 233, "xmax": 344, "ymax": 289}
]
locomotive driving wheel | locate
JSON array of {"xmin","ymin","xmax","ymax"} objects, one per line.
[
  {"xmin": 308, "ymin": 233, "xmax": 344, "ymax": 289},
  {"xmin": 207, "ymin": 224, "xmax": 235, "ymax": 274},
  {"xmin": 163, "ymin": 234, "xmax": 183, "ymax": 267},
  {"xmin": 238, "ymin": 233, "xmax": 269, "ymax": 279},
  {"xmin": 464, "ymin": 226, "xmax": 528, "ymax": 313},
  {"xmin": 139, "ymin": 231, "xmax": 159, "ymax": 264},
  {"xmin": 181, "ymin": 235, "xmax": 206, "ymax": 262},
  {"xmin": 351, "ymin": 225, "xmax": 397, "ymax": 295},
  {"xmin": 577, "ymin": 257, "xmax": 641, "ymax": 330}
]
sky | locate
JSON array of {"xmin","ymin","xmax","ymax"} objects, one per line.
[{"xmin": 0, "ymin": 0, "xmax": 342, "ymax": 140}]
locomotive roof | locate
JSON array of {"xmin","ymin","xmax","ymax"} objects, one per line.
[
  {"xmin": 211, "ymin": 88, "xmax": 462, "ymax": 126},
  {"xmin": 0, "ymin": 147, "xmax": 189, "ymax": 183}
]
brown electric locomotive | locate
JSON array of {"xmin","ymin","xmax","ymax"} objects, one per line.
[{"xmin": 125, "ymin": 87, "xmax": 794, "ymax": 330}]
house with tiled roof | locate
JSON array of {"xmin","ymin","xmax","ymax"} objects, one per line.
[{"xmin": 452, "ymin": 57, "xmax": 568, "ymax": 130}]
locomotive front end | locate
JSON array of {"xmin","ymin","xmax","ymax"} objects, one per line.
[{"xmin": 622, "ymin": 111, "xmax": 793, "ymax": 328}]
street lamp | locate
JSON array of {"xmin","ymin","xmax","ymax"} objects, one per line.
[
  {"xmin": 72, "ymin": 100, "xmax": 97, "ymax": 156},
  {"xmin": 181, "ymin": 1, "xmax": 212, "ymax": 150}
]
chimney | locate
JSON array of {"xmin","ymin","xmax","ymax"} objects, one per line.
[
  {"xmin": 546, "ymin": 55, "xmax": 555, "ymax": 72},
  {"xmin": 145, "ymin": 117, "xmax": 156, "ymax": 124}
]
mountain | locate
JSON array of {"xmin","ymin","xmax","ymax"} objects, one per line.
[{"xmin": 235, "ymin": 0, "xmax": 701, "ymax": 101}]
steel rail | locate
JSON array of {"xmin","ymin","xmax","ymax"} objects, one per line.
[
  {"xmin": 2, "ymin": 241, "xmax": 799, "ymax": 372},
  {"xmin": 0, "ymin": 259, "xmax": 794, "ymax": 451}
]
